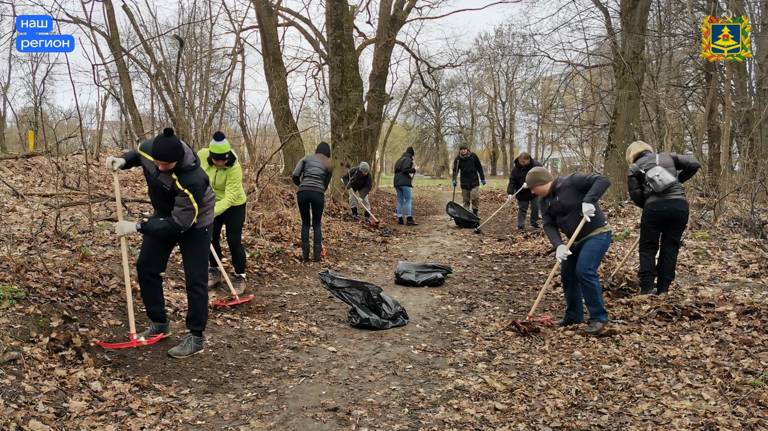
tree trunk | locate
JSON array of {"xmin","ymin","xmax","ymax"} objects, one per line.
[
  {"xmin": 253, "ymin": 0, "xmax": 304, "ymax": 174},
  {"xmin": 103, "ymin": 0, "xmax": 144, "ymax": 141},
  {"xmin": 599, "ymin": 0, "xmax": 652, "ymax": 200},
  {"xmin": 755, "ymin": 0, "xmax": 768, "ymax": 169}
]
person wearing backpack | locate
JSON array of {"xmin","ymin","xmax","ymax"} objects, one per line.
[{"xmin": 626, "ymin": 141, "xmax": 701, "ymax": 295}]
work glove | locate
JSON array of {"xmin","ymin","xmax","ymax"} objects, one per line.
[
  {"xmin": 105, "ymin": 156, "xmax": 126, "ymax": 171},
  {"xmin": 114, "ymin": 220, "xmax": 139, "ymax": 236},
  {"xmin": 481, "ymin": 179, "xmax": 486, "ymax": 186},
  {"xmin": 452, "ymin": 179, "xmax": 457, "ymax": 187},
  {"xmin": 556, "ymin": 245, "xmax": 572, "ymax": 262},
  {"xmin": 507, "ymin": 194, "xmax": 514, "ymax": 202},
  {"xmin": 581, "ymin": 202, "xmax": 596, "ymax": 222}
]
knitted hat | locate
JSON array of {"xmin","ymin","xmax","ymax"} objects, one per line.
[
  {"xmin": 525, "ymin": 166, "xmax": 554, "ymax": 189},
  {"xmin": 406, "ymin": 146, "xmax": 414, "ymax": 156},
  {"xmin": 359, "ymin": 161, "xmax": 370, "ymax": 173},
  {"xmin": 517, "ymin": 152, "xmax": 531, "ymax": 161},
  {"xmin": 209, "ymin": 131, "xmax": 231, "ymax": 161},
  {"xmin": 459, "ymin": 144, "xmax": 468, "ymax": 150},
  {"xmin": 626, "ymin": 140, "xmax": 654, "ymax": 164},
  {"xmin": 315, "ymin": 142, "xmax": 331, "ymax": 158},
  {"xmin": 152, "ymin": 128, "xmax": 184, "ymax": 163}
]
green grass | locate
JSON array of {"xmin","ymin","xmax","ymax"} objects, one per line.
[
  {"xmin": 0, "ymin": 284, "xmax": 27, "ymax": 306},
  {"xmin": 750, "ymin": 371, "xmax": 768, "ymax": 388},
  {"xmin": 378, "ymin": 175, "xmax": 508, "ymax": 190}
]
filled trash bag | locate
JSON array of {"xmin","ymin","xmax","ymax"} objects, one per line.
[
  {"xmin": 446, "ymin": 201, "xmax": 480, "ymax": 228},
  {"xmin": 394, "ymin": 261, "xmax": 453, "ymax": 287},
  {"xmin": 319, "ymin": 269, "xmax": 409, "ymax": 330}
]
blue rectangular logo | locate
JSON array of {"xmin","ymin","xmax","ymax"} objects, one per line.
[{"xmin": 16, "ymin": 15, "xmax": 54, "ymax": 34}]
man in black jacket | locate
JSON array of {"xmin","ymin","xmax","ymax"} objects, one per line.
[
  {"xmin": 507, "ymin": 152, "xmax": 541, "ymax": 230},
  {"xmin": 451, "ymin": 145, "xmax": 486, "ymax": 216},
  {"xmin": 342, "ymin": 161, "xmax": 373, "ymax": 220},
  {"xmin": 626, "ymin": 140, "xmax": 700, "ymax": 295},
  {"xmin": 394, "ymin": 147, "xmax": 417, "ymax": 225},
  {"xmin": 105, "ymin": 128, "xmax": 216, "ymax": 358},
  {"xmin": 526, "ymin": 167, "xmax": 612, "ymax": 336}
]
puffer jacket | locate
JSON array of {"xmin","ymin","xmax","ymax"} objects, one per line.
[
  {"xmin": 292, "ymin": 153, "xmax": 332, "ymax": 193},
  {"xmin": 627, "ymin": 151, "xmax": 700, "ymax": 208},
  {"xmin": 394, "ymin": 152, "xmax": 416, "ymax": 188},
  {"xmin": 122, "ymin": 139, "xmax": 216, "ymax": 237},
  {"xmin": 198, "ymin": 148, "xmax": 247, "ymax": 216},
  {"xmin": 541, "ymin": 173, "xmax": 611, "ymax": 246}
]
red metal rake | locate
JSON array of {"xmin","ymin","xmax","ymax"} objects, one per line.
[
  {"xmin": 95, "ymin": 173, "xmax": 168, "ymax": 349},
  {"xmin": 210, "ymin": 245, "xmax": 255, "ymax": 308}
]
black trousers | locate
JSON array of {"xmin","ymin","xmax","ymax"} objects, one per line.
[
  {"xmin": 209, "ymin": 204, "xmax": 247, "ymax": 274},
  {"xmin": 297, "ymin": 191, "xmax": 325, "ymax": 248},
  {"xmin": 136, "ymin": 225, "xmax": 212, "ymax": 336},
  {"xmin": 638, "ymin": 199, "xmax": 689, "ymax": 292}
]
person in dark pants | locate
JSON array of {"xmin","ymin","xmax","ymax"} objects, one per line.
[
  {"xmin": 451, "ymin": 145, "xmax": 486, "ymax": 216},
  {"xmin": 526, "ymin": 166, "xmax": 612, "ymax": 336},
  {"xmin": 507, "ymin": 152, "xmax": 542, "ymax": 230},
  {"xmin": 394, "ymin": 146, "xmax": 417, "ymax": 225},
  {"xmin": 342, "ymin": 161, "xmax": 373, "ymax": 220},
  {"xmin": 198, "ymin": 132, "xmax": 248, "ymax": 294},
  {"xmin": 106, "ymin": 127, "xmax": 216, "ymax": 358},
  {"xmin": 626, "ymin": 141, "xmax": 701, "ymax": 295},
  {"xmin": 292, "ymin": 142, "xmax": 332, "ymax": 262}
]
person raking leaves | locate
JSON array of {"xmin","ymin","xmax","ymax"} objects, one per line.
[
  {"xmin": 526, "ymin": 166, "xmax": 613, "ymax": 336},
  {"xmin": 292, "ymin": 142, "xmax": 333, "ymax": 262},
  {"xmin": 342, "ymin": 161, "xmax": 373, "ymax": 222},
  {"xmin": 105, "ymin": 127, "xmax": 216, "ymax": 358},
  {"xmin": 507, "ymin": 152, "xmax": 542, "ymax": 230},
  {"xmin": 198, "ymin": 131, "xmax": 248, "ymax": 296}
]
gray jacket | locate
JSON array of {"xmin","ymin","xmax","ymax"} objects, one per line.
[
  {"xmin": 628, "ymin": 152, "xmax": 700, "ymax": 208},
  {"xmin": 292, "ymin": 154, "xmax": 332, "ymax": 193}
]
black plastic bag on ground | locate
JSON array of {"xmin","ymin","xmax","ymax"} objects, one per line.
[
  {"xmin": 318, "ymin": 269, "xmax": 409, "ymax": 330},
  {"xmin": 394, "ymin": 261, "xmax": 453, "ymax": 287},
  {"xmin": 446, "ymin": 201, "xmax": 480, "ymax": 228}
]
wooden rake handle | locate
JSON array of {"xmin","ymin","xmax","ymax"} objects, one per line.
[
  {"xmin": 609, "ymin": 235, "xmax": 641, "ymax": 278},
  {"xmin": 113, "ymin": 172, "xmax": 137, "ymax": 337},
  {"xmin": 474, "ymin": 184, "xmax": 527, "ymax": 231},
  {"xmin": 527, "ymin": 216, "xmax": 589, "ymax": 318},
  {"xmin": 210, "ymin": 244, "xmax": 240, "ymax": 299}
]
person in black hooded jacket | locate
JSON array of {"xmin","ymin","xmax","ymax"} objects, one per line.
[
  {"xmin": 451, "ymin": 145, "xmax": 486, "ymax": 216},
  {"xmin": 393, "ymin": 147, "xmax": 417, "ymax": 225},
  {"xmin": 507, "ymin": 152, "xmax": 542, "ymax": 230},
  {"xmin": 626, "ymin": 140, "xmax": 700, "ymax": 295},
  {"xmin": 292, "ymin": 142, "xmax": 333, "ymax": 262},
  {"xmin": 105, "ymin": 127, "xmax": 216, "ymax": 358}
]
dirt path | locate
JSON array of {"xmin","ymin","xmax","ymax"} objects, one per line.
[{"xmin": 97, "ymin": 189, "xmax": 555, "ymax": 430}]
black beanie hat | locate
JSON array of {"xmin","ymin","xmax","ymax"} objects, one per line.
[
  {"xmin": 315, "ymin": 141, "xmax": 331, "ymax": 158},
  {"xmin": 406, "ymin": 146, "xmax": 414, "ymax": 156},
  {"xmin": 152, "ymin": 128, "xmax": 185, "ymax": 163}
]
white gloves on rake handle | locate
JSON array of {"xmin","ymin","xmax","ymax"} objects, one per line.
[
  {"xmin": 556, "ymin": 245, "xmax": 572, "ymax": 262},
  {"xmin": 581, "ymin": 202, "xmax": 596, "ymax": 222}
]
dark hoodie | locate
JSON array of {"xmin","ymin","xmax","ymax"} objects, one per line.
[
  {"xmin": 394, "ymin": 147, "xmax": 416, "ymax": 188},
  {"xmin": 121, "ymin": 136, "xmax": 216, "ymax": 237},
  {"xmin": 507, "ymin": 155, "xmax": 541, "ymax": 201},
  {"xmin": 292, "ymin": 142, "xmax": 333, "ymax": 193},
  {"xmin": 452, "ymin": 151, "xmax": 485, "ymax": 190}
]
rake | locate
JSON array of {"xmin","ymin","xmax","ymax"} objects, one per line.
[
  {"xmin": 95, "ymin": 173, "xmax": 166, "ymax": 349},
  {"xmin": 210, "ymin": 245, "xmax": 255, "ymax": 308},
  {"xmin": 474, "ymin": 183, "xmax": 528, "ymax": 234}
]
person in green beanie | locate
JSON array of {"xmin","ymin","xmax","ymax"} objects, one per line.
[{"xmin": 198, "ymin": 131, "xmax": 248, "ymax": 294}]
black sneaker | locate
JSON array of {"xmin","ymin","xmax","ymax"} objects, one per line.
[
  {"xmin": 639, "ymin": 285, "xmax": 655, "ymax": 295},
  {"xmin": 167, "ymin": 333, "xmax": 204, "ymax": 358},
  {"xmin": 137, "ymin": 322, "xmax": 170, "ymax": 340},
  {"xmin": 531, "ymin": 222, "xmax": 540, "ymax": 229},
  {"xmin": 397, "ymin": 217, "xmax": 404, "ymax": 225},
  {"xmin": 557, "ymin": 319, "xmax": 582, "ymax": 327},
  {"xmin": 406, "ymin": 217, "xmax": 418, "ymax": 226},
  {"xmin": 517, "ymin": 225, "xmax": 525, "ymax": 231}
]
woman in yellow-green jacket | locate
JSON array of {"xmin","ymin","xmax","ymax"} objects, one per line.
[{"xmin": 198, "ymin": 132, "xmax": 248, "ymax": 294}]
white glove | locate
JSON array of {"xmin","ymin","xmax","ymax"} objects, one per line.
[
  {"xmin": 106, "ymin": 156, "xmax": 126, "ymax": 171},
  {"xmin": 556, "ymin": 245, "xmax": 572, "ymax": 262},
  {"xmin": 114, "ymin": 220, "xmax": 138, "ymax": 236},
  {"xmin": 507, "ymin": 194, "xmax": 514, "ymax": 202},
  {"xmin": 581, "ymin": 202, "xmax": 596, "ymax": 222}
]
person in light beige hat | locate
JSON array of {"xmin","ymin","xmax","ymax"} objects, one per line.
[{"xmin": 626, "ymin": 140, "xmax": 700, "ymax": 295}]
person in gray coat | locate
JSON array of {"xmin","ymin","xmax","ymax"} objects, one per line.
[{"xmin": 292, "ymin": 142, "xmax": 333, "ymax": 262}]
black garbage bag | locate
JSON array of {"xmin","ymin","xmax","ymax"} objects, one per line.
[
  {"xmin": 446, "ymin": 201, "xmax": 480, "ymax": 228},
  {"xmin": 318, "ymin": 269, "xmax": 409, "ymax": 330},
  {"xmin": 394, "ymin": 261, "xmax": 453, "ymax": 287}
]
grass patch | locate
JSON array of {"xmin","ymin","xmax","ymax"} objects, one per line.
[
  {"xmin": 613, "ymin": 229, "xmax": 633, "ymax": 242},
  {"xmin": 0, "ymin": 284, "xmax": 27, "ymax": 306},
  {"xmin": 750, "ymin": 371, "xmax": 768, "ymax": 388}
]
